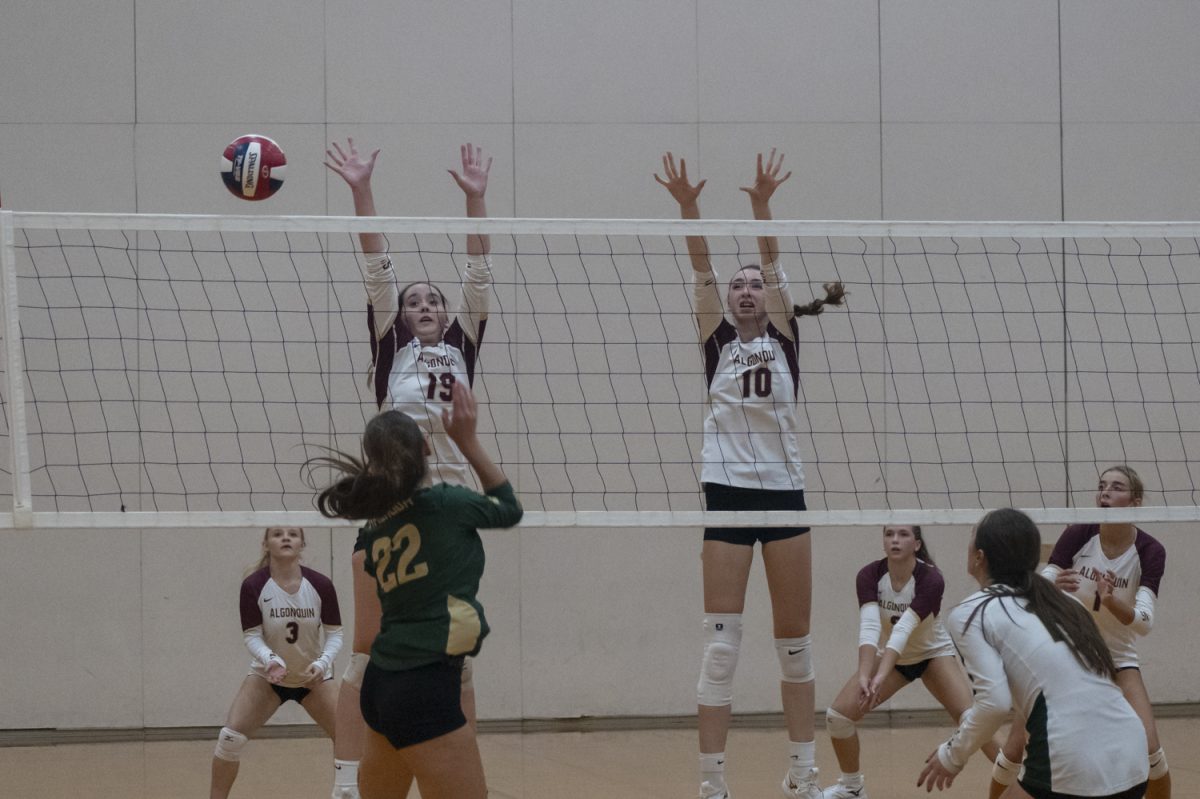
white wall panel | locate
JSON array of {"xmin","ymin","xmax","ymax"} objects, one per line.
[
  {"xmin": 698, "ymin": 0, "xmax": 878, "ymax": 123},
  {"xmin": 1062, "ymin": 0, "xmax": 1200, "ymax": 123},
  {"xmin": 882, "ymin": 0, "xmax": 1059, "ymax": 123},
  {"xmin": 883, "ymin": 123, "xmax": 1060, "ymax": 220},
  {"xmin": 513, "ymin": 0, "xmax": 697, "ymax": 124},
  {"xmin": 136, "ymin": 1, "xmax": 326, "ymax": 124},
  {"xmin": 1064, "ymin": 124, "xmax": 1200, "ymax": 220},
  {"xmin": 0, "ymin": 529, "xmax": 143, "ymax": 728},
  {"xmin": 0, "ymin": 0, "xmax": 134, "ymax": 124},
  {"xmin": 325, "ymin": 0, "xmax": 513, "ymax": 125},
  {"xmin": 0, "ymin": 124, "xmax": 136, "ymax": 212},
  {"xmin": 515, "ymin": 123, "xmax": 696, "ymax": 218}
]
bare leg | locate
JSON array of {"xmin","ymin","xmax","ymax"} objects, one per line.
[
  {"xmin": 358, "ymin": 727, "xmax": 415, "ymax": 799},
  {"xmin": 1117, "ymin": 669, "xmax": 1169, "ymax": 799},
  {"xmin": 762, "ymin": 534, "xmax": 814, "ymax": 743},
  {"xmin": 210, "ymin": 676, "xmax": 281, "ymax": 799},
  {"xmin": 921, "ymin": 656, "xmax": 1001, "ymax": 762},
  {"xmin": 826, "ymin": 663, "xmax": 907, "ymax": 777},
  {"xmin": 360, "ymin": 724, "xmax": 483, "ymax": 799},
  {"xmin": 698, "ymin": 540, "xmax": 754, "ymax": 755}
]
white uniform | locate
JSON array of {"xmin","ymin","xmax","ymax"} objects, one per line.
[
  {"xmin": 1043, "ymin": 524, "xmax": 1165, "ymax": 669},
  {"xmin": 856, "ymin": 558, "xmax": 955, "ymax": 665},
  {"xmin": 939, "ymin": 589, "xmax": 1148, "ymax": 796},
  {"xmin": 362, "ymin": 252, "xmax": 491, "ymax": 487},
  {"xmin": 240, "ymin": 566, "xmax": 344, "ymax": 689},
  {"xmin": 694, "ymin": 260, "xmax": 803, "ymax": 490}
]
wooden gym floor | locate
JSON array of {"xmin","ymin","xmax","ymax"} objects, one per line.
[{"xmin": 2, "ymin": 714, "xmax": 1197, "ymax": 798}]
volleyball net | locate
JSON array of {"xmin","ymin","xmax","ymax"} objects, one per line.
[{"xmin": 2, "ymin": 210, "xmax": 1199, "ymax": 529}]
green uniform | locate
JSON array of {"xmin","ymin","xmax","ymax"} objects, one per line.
[{"xmin": 357, "ymin": 481, "xmax": 522, "ymax": 670}]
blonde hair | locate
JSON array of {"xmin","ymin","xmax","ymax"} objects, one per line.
[
  {"xmin": 1101, "ymin": 464, "xmax": 1144, "ymax": 504},
  {"xmin": 252, "ymin": 527, "xmax": 306, "ymax": 572}
]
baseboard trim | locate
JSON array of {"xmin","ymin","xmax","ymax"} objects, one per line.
[{"xmin": 4, "ymin": 702, "xmax": 1198, "ymax": 747}]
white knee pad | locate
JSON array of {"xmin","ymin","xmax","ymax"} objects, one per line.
[
  {"xmin": 775, "ymin": 636, "xmax": 814, "ymax": 683},
  {"xmin": 992, "ymin": 750, "xmax": 1020, "ymax": 786},
  {"xmin": 461, "ymin": 656, "xmax": 474, "ymax": 687},
  {"xmin": 1148, "ymin": 747, "xmax": 1168, "ymax": 779},
  {"xmin": 825, "ymin": 707, "xmax": 856, "ymax": 739},
  {"xmin": 343, "ymin": 652, "xmax": 369, "ymax": 690},
  {"xmin": 214, "ymin": 727, "xmax": 248, "ymax": 762},
  {"xmin": 697, "ymin": 614, "xmax": 743, "ymax": 707}
]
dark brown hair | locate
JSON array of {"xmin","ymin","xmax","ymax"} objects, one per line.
[
  {"xmin": 731, "ymin": 267, "xmax": 847, "ymax": 319},
  {"xmin": 912, "ymin": 524, "xmax": 935, "ymax": 566},
  {"xmin": 306, "ymin": 410, "xmax": 428, "ymax": 521},
  {"xmin": 964, "ymin": 508, "xmax": 1116, "ymax": 680}
]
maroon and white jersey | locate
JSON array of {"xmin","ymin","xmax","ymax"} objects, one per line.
[
  {"xmin": 240, "ymin": 566, "xmax": 343, "ymax": 689},
  {"xmin": 1042, "ymin": 524, "xmax": 1165, "ymax": 668},
  {"xmin": 856, "ymin": 558, "xmax": 955, "ymax": 665},
  {"xmin": 363, "ymin": 253, "xmax": 491, "ymax": 487},
  {"xmin": 694, "ymin": 261, "xmax": 804, "ymax": 490}
]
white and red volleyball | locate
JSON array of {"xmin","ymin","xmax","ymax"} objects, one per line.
[{"xmin": 220, "ymin": 134, "xmax": 287, "ymax": 201}]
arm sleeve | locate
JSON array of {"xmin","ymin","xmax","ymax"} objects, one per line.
[
  {"xmin": 758, "ymin": 259, "xmax": 796, "ymax": 340},
  {"xmin": 1040, "ymin": 563, "xmax": 1062, "ymax": 581},
  {"xmin": 1047, "ymin": 525, "xmax": 1091, "ymax": 570},
  {"xmin": 883, "ymin": 607, "xmax": 922, "ymax": 656},
  {"xmin": 1136, "ymin": 535, "xmax": 1166, "ymax": 595},
  {"xmin": 457, "ymin": 481, "xmax": 524, "ymax": 530},
  {"xmin": 314, "ymin": 625, "xmax": 344, "ymax": 673},
  {"xmin": 243, "ymin": 627, "xmax": 284, "ymax": 670},
  {"xmin": 858, "ymin": 602, "xmax": 882, "ymax": 649},
  {"xmin": 908, "ymin": 562, "xmax": 945, "ymax": 619},
  {"xmin": 937, "ymin": 603, "xmax": 1012, "ymax": 773},
  {"xmin": 693, "ymin": 267, "xmax": 723, "ymax": 342},
  {"xmin": 1128, "ymin": 586, "xmax": 1157, "ymax": 636},
  {"xmin": 362, "ymin": 253, "xmax": 400, "ymax": 337},
  {"xmin": 456, "ymin": 254, "xmax": 492, "ymax": 344}
]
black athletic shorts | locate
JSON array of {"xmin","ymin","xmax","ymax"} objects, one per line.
[
  {"xmin": 360, "ymin": 657, "xmax": 466, "ymax": 749},
  {"xmin": 702, "ymin": 482, "xmax": 809, "ymax": 545},
  {"xmin": 1018, "ymin": 779, "xmax": 1146, "ymax": 799},
  {"xmin": 894, "ymin": 659, "xmax": 931, "ymax": 682},
  {"xmin": 270, "ymin": 684, "xmax": 312, "ymax": 705}
]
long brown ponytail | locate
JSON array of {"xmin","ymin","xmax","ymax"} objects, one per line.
[
  {"xmin": 794, "ymin": 281, "xmax": 847, "ymax": 317},
  {"xmin": 965, "ymin": 508, "xmax": 1116, "ymax": 680},
  {"xmin": 306, "ymin": 411, "xmax": 428, "ymax": 521}
]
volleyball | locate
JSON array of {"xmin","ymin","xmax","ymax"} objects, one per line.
[{"xmin": 220, "ymin": 134, "xmax": 287, "ymax": 201}]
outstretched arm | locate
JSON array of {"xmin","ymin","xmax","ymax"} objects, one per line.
[
  {"xmin": 654, "ymin": 152, "xmax": 711, "ymax": 275},
  {"xmin": 442, "ymin": 380, "xmax": 506, "ymax": 492},
  {"xmin": 325, "ymin": 138, "xmax": 384, "ymax": 256},
  {"xmin": 448, "ymin": 143, "xmax": 492, "ymax": 257},
  {"xmin": 740, "ymin": 148, "xmax": 791, "ymax": 268}
]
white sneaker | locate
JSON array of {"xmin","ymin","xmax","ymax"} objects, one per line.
[
  {"xmin": 781, "ymin": 767, "xmax": 821, "ymax": 799},
  {"xmin": 699, "ymin": 779, "xmax": 731, "ymax": 799},
  {"xmin": 821, "ymin": 778, "xmax": 867, "ymax": 799}
]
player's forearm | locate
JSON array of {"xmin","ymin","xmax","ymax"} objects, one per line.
[
  {"xmin": 457, "ymin": 439, "xmax": 507, "ymax": 492},
  {"xmin": 1101, "ymin": 594, "xmax": 1135, "ymax": 625},
  {"xmin": 856, "ymin": 644, "xmax": 877, "ymax": 681},
  {"xmin": 676, "ymin": 200, "xmax": 712, "ymax": 274},
  {"xmin": 350, "ymin": 183, "xmax": 386, "ymax": 256},
  {"xmin": 749, "ymin": 197, "xmax": 779, "ymax": 268},
  {"xmin": 874, "ymin": 647, "xmax": 900, "ymax": 680},
  {"xmin": 465, "ymin": 195, "xmax": 490, "ymax": 256}
]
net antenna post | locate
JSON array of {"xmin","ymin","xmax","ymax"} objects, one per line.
[{"xmin": 0, "ymin": 209, "xmax": 34, "ymax": 527}]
